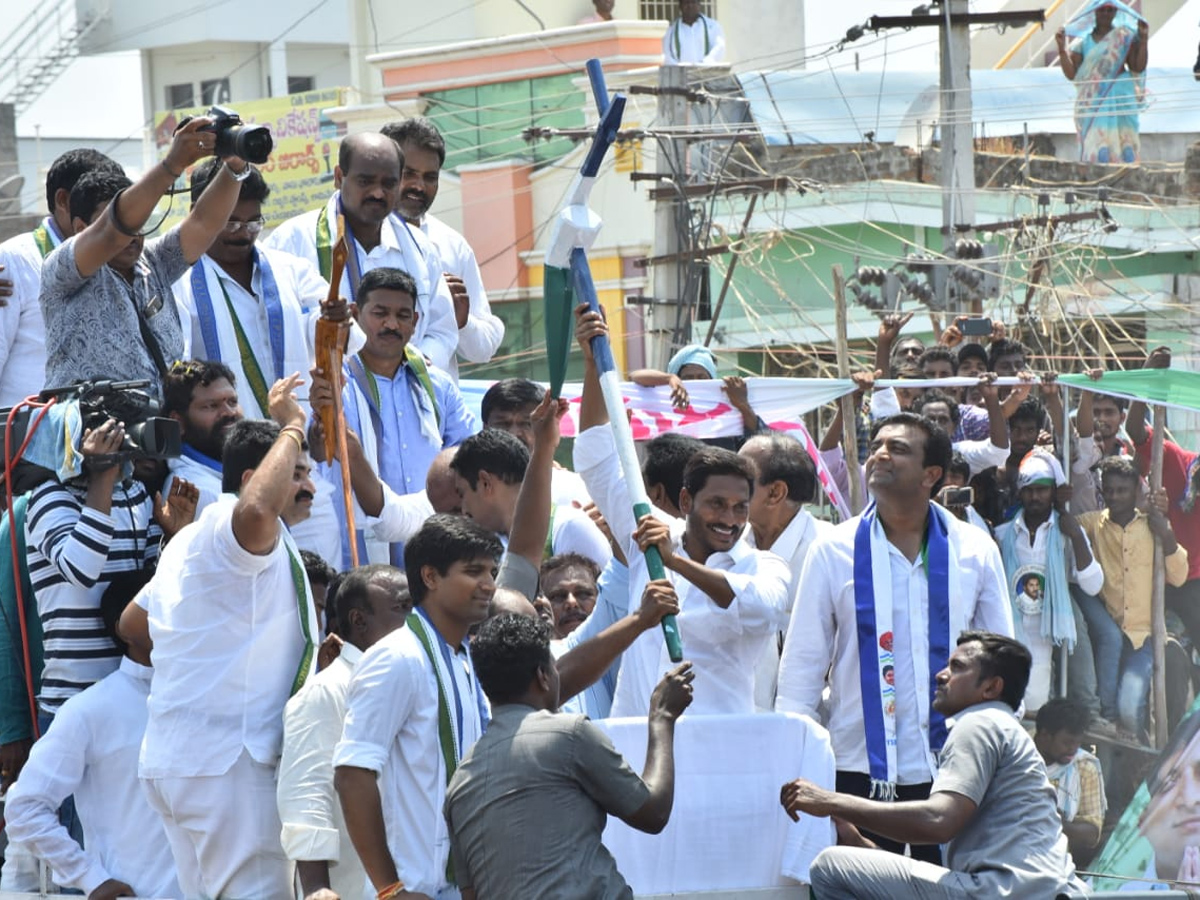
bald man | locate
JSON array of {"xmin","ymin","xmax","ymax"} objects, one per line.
[{"xmin": 265, "ymin": 132, "xmax": 458, "ymax": 370}]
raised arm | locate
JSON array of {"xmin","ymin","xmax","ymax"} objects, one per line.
[
  {"xmin": 874, "ymin": 311, "xmax": 913, "ymax": 375},
  {"xmin": 506, "ymin": 391, "xmax": 569, "ymax": 569},
  {"xmin": 71, "ymin": 118, "xmax": 216, "ymax": 278},
  {"xmin": 578, "ymin": 303, "xmax": 610, "ymax": 430},
  {"xmin": 231, "ymin": 374, "xmax": 308, "ymax": 556},
  {"xmin": 1055, "ymin": 28, "xmax": 1082, "ymax": 80},
  {"xmin": 634, "ymin": 515, "xmax": 735, "ymax": 607},
  {"xmin": 178, "ymin": 156, "xmax": 252, "ymax": 265},
  {"xmin": 1128, "ymin": 19, "xmax": 1149, "ymax": 73},
  {"xmin": 1127, "ymin": 346, "xmax": 1170, "ymax": 447},
  {"xmin": 620, "ymin": 663, "xmax": 694, "ymax": 834},
  {"xmin": 557, "ymin": 579, "xmax": 679, "ymax": 702}
]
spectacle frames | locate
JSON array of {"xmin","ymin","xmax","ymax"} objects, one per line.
[{"xmin": 222, "ymin": 217, "xmax": 266, "ymax": 234}]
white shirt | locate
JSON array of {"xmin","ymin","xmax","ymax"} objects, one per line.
[
  {"xmin": 163, "ymin": 450, "xmax": 224, "ymax": 516},
  {"xmin": 0, "ymin": 218, "xmax": 59, "ymax": 406},
  {"xmin": 995, "ymin": 512, "xmax": 1105, "ymax": 597},
  {"xmin": 747, "ymin": 508, "xmax": 833, "ymax": 712},
  {"xmin": 5, "ymin": 658, "xmax": 180, "ymax": 898},
  {"xmin": 174, "ymin": 248, "xmax": 332, "ymax": 417},
  {"xmin": 278, "ymin": 642, "xmax": 367, "ymax": 900},
  {"xmin": 419, "ymin": 213, "xmax": 505, "ymax": 377},
  {"xmin": 551, "ymin": 466, "xmax": 593, "ymax": 507},
  {"xmin": 140, "ymin": 495, "xmax": 317, "ymax": 778},
  {"xmin": 365, "ymin": 483, "xmax": 435, "ymax": 545},
  {"xmin": 776, "ymin": 511, "xmax": 1013, "ymax": 781},
  {"xmin": 955, "ymin": 437, "xmax": 1010, "ymax": 477},
  {"xmin": 662, "ymin": 14, "xmax": 726, "ymax": 64},
  {"xmin": 333, "ymin": 623, "xmax": 484, "ymax": 898},
  {"xmin": 574, "ymin": 424, "xmax": 792, "ymax": 717},
  {"xmin": 264, "ymin": 195, "xmax": 459, "ymax": 372}
]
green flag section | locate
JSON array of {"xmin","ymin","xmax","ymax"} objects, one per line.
[
  {"xmin": 544, "ymin": 265, "xmax": 574, "ymax": 399},
  {"xmin": 1060, "ymin": 370, "xmax": 1200, "ymax": 415}
]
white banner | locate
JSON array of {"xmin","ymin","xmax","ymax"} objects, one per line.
[{"xmin": 458, "ymin": 377, "xmax": 855, "ymax": 440}]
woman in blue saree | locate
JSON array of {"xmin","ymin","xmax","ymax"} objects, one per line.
[{"xmin": 1055, "ymin": 0, "xmax": 1148, "ymax": 164}]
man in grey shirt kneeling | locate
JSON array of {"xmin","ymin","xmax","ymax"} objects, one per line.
[
  {"xmin": 781, "ymin": 630, "xmax": 1088, "ymax": 899},
  {"xmin": 444, "ymin": 614, "xmax": 694, "ymax": 900}
]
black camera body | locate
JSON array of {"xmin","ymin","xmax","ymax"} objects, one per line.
[
  {"xmin": 201, "ymin": 105, "xmax": 273, "ymax": 165},
  {"xmin": 69, "ymin": 380, "xmax": 182, "ymax": 465}
]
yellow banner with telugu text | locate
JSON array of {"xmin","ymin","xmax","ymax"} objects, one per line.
[{"xmin": 151, "ymin": 88, "xmax": 347, "ymax": 231}]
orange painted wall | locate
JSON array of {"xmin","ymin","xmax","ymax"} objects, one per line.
[{"xmin": 460, "ymin": 163, "xmax": 534, "ymax": 293}]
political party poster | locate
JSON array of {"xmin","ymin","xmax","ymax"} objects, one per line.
[
  {"xmin": 1089, "ymin": 696, "xmax": 1200, "ymax": 891},
  {"xmin": 151, "ymin": 88, "xmax": 347, "ymax": 230}
]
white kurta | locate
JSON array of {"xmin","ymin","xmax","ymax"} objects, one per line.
[
  {"xmin": 4, "ymin": 658, "xmax": 179, "ymax": 899},
  {"xmin": 0, "ymin": 218, "xmax": 60, "ymax": 405},
  {"xmin": 662, "ymin": 15, "xmax": 726, "ymax": 64},
  {"xmin": 264, "ymin": 194, "xmax": 459, "ymax": 372},
  {"xmin": 173, "ymin": 247, "xmax": 354, "ymax": 567},
  {"xmin": 140, "ymin": 495, "xmax": 317, "ymax": 778},
  {"xmin": 419, "ymin": 213, "xmax": 504, "ymax": 378},
  {"xmin": 333, "ymin": 624, "xmax": 484, "ymax": 898},
  {"xmin": 747, "ymin": 508, "xmax": 833, "ymax": 712},
  {"xmin": 278, "ymin": 642, "xmax": 368, "ymax": 900},
  {"xmin": 574, "ymin": 424, "xmax": 791, "ymax": 717}
]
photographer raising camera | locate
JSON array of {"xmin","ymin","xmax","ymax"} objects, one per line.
[{"xmin": 40, "ymin": 113, "xmax": 271, "ymax": 402}]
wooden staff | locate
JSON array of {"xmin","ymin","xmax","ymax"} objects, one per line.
[{"xmin": 314, "ymin": 216, "xmax": 358, "ymax": 566}]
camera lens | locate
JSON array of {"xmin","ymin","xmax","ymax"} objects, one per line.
[
  {"xmin": 232, "ymin": 125, "xmax": 273, "ymax": 165},
  {"xmin": 213, "ymin": 123, "xmax": 273, "ymax": 165}
]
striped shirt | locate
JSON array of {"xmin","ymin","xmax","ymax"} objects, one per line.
[{"xmin": 25, "ymin": 477, "xmax": 161, "ymax": 714}]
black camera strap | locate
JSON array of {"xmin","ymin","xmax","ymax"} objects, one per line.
[{"xmin": 129, "ymin": 293, "xmax": 170, "ymax": 381}]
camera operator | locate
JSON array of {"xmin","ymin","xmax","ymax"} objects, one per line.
[
  {"xmin": 25, "ymin": 421, "xmax": 198, "ymax": 728},
  {"xmin": 39, "ymin": 117, "xmax": 259, "ymax": 402}
]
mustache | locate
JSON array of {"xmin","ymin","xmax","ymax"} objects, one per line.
[
  {"xmin": 379, "ymin": 329, "xmax": 405, "ymax": 339},
  {"xmin": 294, "ymin": 490, "xmax": 315, "ymax": 504}
]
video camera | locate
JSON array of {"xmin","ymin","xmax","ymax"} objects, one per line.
[
  {"xmin": 1, "ymin": 380, "xmax": 182, "ymax": 481},
  {"xmin": 199, "ymin": 105, "xmax": 273, "ymax": 165}
]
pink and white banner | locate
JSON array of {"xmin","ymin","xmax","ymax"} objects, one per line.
[
  {"xmin": 459, "ymin": 377, "xmax": 855, "ymax": 441},
  {"xmin": 460, "ymin": 377, "xmax": 857, "ymax": 517}
]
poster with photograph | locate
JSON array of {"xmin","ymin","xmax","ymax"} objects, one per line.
[{"xmin": 1089, "ymin": 697, "xmax": 1200, "ymax": 890}]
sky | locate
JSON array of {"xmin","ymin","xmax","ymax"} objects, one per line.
[{"xmin": 6, "ymin": 0, "xmax": 1200, "ymax": 139}]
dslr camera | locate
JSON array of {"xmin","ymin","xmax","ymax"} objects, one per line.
[{"xmin": 199, "ymin": 105, "xmax": 274, "ymax": 165}]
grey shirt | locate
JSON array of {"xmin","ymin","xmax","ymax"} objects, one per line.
[
  {"xmin": 935, "ymin": 700, "xmax": 1087, "ymax": 896},
  {"xmin": 444, "ymin": 704, "xmax": 650, "ymax": 900},
  {"xmin": 40, "ymin": 227, "xmax": 187, "ymax": 400}
]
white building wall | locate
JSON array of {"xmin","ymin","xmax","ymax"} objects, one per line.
[
  {"xmin": 76, "ymin": 0, "xmax": 349, "ymax": 54},
  {"xmin": 141, "ymin": 42, "xmax": 349, "ymax": 115}
]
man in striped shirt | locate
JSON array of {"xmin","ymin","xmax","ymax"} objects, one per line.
[{"xmin": 25, "ymin": 418, "xmax": 192, "ymax": 725}]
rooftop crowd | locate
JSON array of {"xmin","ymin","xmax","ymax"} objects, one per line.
[{"xmin": 0, "ymin": 104, "xmax": 1189, "ymax": 899}]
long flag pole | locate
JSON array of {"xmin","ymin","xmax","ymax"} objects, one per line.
[{"xmin": 544, "ymin": 59, "xmax": 683, "ymax": 662}]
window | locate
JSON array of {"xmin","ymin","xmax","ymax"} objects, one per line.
[
  {"xmin": 200, "ymin": 78, "xmax": 231, "ymax": 106},
  {"xmin": 287, "ymin": 75, "xmax": 316, "ymax": 94},
  {"xmin": 422, "ymin": 73, "xmax": 586, "ymax": 169},
  {"xmin": 639, "ymin": 0, "xmax": 716, "ymax": 19},
  {"xmin": 165, "ymin": 83, "xmax": 195, "ymax": 110}
]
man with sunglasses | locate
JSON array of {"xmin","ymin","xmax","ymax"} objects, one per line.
[{"xmin": 173, "ymin": 158, "xmax": 352, "ymax": 566}]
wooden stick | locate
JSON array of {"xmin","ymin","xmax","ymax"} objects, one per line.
[
  {"xmin": 833, "ymin": 265, "xmax": 865, "ymax": 516},
  {"xmin": 1150, "ymin": 405, "xmax": 1168, "ymax": 749}
]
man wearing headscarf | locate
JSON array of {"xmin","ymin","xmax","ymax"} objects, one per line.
[
  {"xmin": 994, "ymin": 448, "xmax": 1104, "ymax": 712},
  {"xmin": 630, "ymin": 344, "xmax": 767, "ymax": 451}
]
